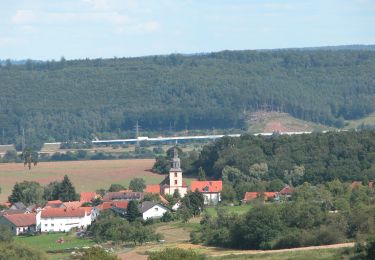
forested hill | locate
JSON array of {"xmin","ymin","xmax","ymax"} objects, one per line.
[{"xmin": 1, "ymin": 48, "xmax": 375, "ymax": 145}]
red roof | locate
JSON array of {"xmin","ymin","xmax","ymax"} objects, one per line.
[
  {"xmin": 41, "ymin": 208, "xmax": 87, "ymax": 218},
  {"xmin": 4, "ymin": 213, "xmax": 36, "ymax": 227},
  {"xmin": 145, "ymin": 184, "xmax": 160, "ymax": 194},
  {"xmin": 96, "ymin": 201, "xmax": 129, "ymax": 211},
  {"xmin": 243, "ymin": 192, "xmax": 277, "ymax": 202},
  {"xmin": 80, "ymin": 192, "xmax": 99, "ymax": 202},
  {"xmin": 62, "ymin": 201, "xmax": 83, "ymax": 209},
  {"xmin": 279, "ymin": 186, "xmax": 294, "ymax": 195},
  {"xmin": 264, "ymin": 192, "xmax": 277, "ymax": 198},
  {"xmin": 243, "ymin": 192, "xmax": 258, "ymax": 201},
  {"xmin": 351, "ymin": 181, "xmax": 374, "ymax": 189},
  {"xmin": 191, "ymin": 181, "xmax": 222, "ymax": 193}
]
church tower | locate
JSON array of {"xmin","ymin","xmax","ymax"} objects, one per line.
[
  {"xmin": 169, "ymin": 148, "xmax": 182, "ymax": 188},
  {"xmin": 160, "ymin": 147, "xmax": 188, "ymax": 197}
]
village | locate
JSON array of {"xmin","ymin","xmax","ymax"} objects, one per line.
[{"xmin": 0, "ymin": 148, "xmax": 300, "ymax": 237}]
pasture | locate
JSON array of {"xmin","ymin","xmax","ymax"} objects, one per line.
[{"xmin": 0, "ymin": 159, "xmax": 164, "ymax": 202}]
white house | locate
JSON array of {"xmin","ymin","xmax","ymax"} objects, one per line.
[
  {"xmin": 139, "ymin": 201, "xmax": 169, "ymax": 220},
  {"xmin": 40, "ymin": 207, "xmax": 92, "ymax": 232},
  {"xmin": 0, "ymin": 212, "xmax": 40, "ymax": 235},
  {"xmin": 191, "ymin": 180, "xmax": 223, "ymax": 205}
]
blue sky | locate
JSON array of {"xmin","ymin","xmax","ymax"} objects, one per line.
[{"xmin": 0, "ymin": 0, "xmax": 374, "ymax": 60}]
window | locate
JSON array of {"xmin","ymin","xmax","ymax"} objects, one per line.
[
  {"xmin": 155, "ymin": 207, "xmax": 158, "ymax": 211},
  {"xmin": 45, "ymin": 224, "xmax": 48, "ymax": 227},
  {"xmin": 174, "ymin": 180, "xmax": 178, "ymax": 185},
  {"xmin": 174, "ymin": 172, "xmax": 177, "ymax": 177}
]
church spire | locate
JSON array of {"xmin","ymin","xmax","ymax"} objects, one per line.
[{"xmin": 172, "ymin": 147, "xmax": 181, "ymax": 170}]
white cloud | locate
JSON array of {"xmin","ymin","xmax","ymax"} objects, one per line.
[{"xmin": 12, "ymin": 10, "xmax": 37, "ymax": 24}]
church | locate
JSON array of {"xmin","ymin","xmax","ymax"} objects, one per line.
[
  {"xmin": 144, "ymin": 147, "xmax": 222, "ymax": 204},
  {"xmin": 159, "ymin": 148, "xmax": 188, "ymax": 197}
]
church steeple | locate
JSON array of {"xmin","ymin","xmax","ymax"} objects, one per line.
[{"xmin": 172, "ymin": 147, "xmax": 181, "ymax": 170}]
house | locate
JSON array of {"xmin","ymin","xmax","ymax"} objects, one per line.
[
  {"xmin": 160, "ymin": 148, "xmax": 188, "ymax": 198},
  {"xmin": 191, "ymin": 180, "xmax": 223, "ymax": 205},
  {"xmin": 80, "ymin": 192, "xmax": 100, "ymax": 203},
  {"xmin": 351, "ymin": 181, "xmax": 374, "ymax": 189},
  {"xmin": 40, "ymin": 207, "xmax": 92, "ymax": 232},
  {"xmin": 276, "ymin": 186, "xmax": 294, "ymax": 201},
  {"xmin": 144, "ymin": 184, "xmax": 161, "ymax": 194},
  {"xmin": 138, "ymin": 201, "xmax": 169, "ymax": 220},
  {"xmin": 94, "ymin": 201, "xmax": 129, "ymax": 218},
  {"xmin": 243, "ymin": 192, "xmax": 277, "ymax": 203},
  {"xmin": 102, "ymin": 191, "xmax": 144, "ymax": 202},
  {"xmin": 0, "ymin": 212, "xmax": 39, "ymax": 235}
]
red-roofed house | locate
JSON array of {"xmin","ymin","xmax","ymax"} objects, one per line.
[
  {"xmin": 80, "ymin": 192, "xmax": 100, "ymax": 203},
  {"xmin": 243, "ymin": 192, "xmax": 277, "ymax": 203},
  {"xmin": 351, "ymin": 181, "xmax": 374, "ymax": 189},
  {"xmin": 144, "ymin": 184, "xmax": 161, "ymax": 194},
  {"xmin": 40, "ymin": 207, "xmax": 92, "ymax": 232},
  {"xmin": 276, "ymin": 186, "xmax": 294, "ymax": 200},
  {"xmin": 191, "ymin": 180, "xmax": 223, "ymax": 205},
  {"xmin": 0, "ymin": 212, "xmax": 39, "ymax": 235}
]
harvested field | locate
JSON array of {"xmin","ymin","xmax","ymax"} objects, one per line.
[{"xmin": 0, "ymin": 159, "xmax": 164, "ymax": 202}]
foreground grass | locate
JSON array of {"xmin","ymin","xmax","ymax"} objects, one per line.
[
  {"xmin": 14, "ymin": 232, "xmax": 95, "ymax": 252},
  {"xmin": 211, "ymin": 247, "xmax": 350, "ymax": 260},
  {"xmin": 205, "ymin": 204, "xmax": 252, "ymax": 217}
]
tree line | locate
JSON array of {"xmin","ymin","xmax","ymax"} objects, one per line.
[
  {"xmin": 188, "ymin": 130, "xmax": 375, "ymax": 184},
  {"xmin": 1, "ymin": 49, "xmax": 375, "ymax": 147},
  {"xmin": 191, "ymin": 180, "xmax": 375, "ymax": 251}
]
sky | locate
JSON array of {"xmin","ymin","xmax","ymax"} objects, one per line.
[{"xmin": 0, "ymin": 0, "xmax": 374, "ymax": 60}]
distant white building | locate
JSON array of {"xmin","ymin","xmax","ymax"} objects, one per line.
[
  {"xmin": 139, "ymin": 201, "xmax": 169, "ymax": 220},
  {"xmin": 40, "ymin": 208, "xmax": 92, "ymax": 232}
]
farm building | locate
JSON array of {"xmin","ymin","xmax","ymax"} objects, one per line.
[
  {"xmin": 40, "ymin": 207, "xmax": 92, "ymax": 232},
  {"xmin": 0, "ymin": 212, "xmax": 40, "ymax": 235}
]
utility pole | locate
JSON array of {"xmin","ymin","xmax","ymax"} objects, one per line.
[
  {"xmin": 21, "ymin": 127, "xmax": 25, "ymax": 151},
  {"xmin": 135, "ymin": 120, "xmax": 140, "ymax": 148}
]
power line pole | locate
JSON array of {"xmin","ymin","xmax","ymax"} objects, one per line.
[
  {"xmin": 135, "ymin": 120, "xmax": 140, "ymax": 148},
  {"xmin": 21, "ymin": 127, "xmax": 25, "ymax": 151}
]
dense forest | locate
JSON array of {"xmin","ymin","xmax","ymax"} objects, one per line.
[
  {"xmin": 1, "ymin": 47, "xmax": 375, "ymax": 147},
  {"xmin": 183, "ymin": 130, "xmax": 375, "ymax": 184}
]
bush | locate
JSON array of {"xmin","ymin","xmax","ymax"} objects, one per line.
[{"xmin": 148, "ymin": 248, "xmax": 205, "ymax": 260}]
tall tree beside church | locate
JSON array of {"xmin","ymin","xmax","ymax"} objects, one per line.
[{"xmin": 58, "ymin": 175, "xmax": 78, "ymax": 202}]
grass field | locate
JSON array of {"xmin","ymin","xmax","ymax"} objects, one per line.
[
  {"xmin": 345, "ymin": 111, "xmax": 375, "ymax": 129},
  {"xmin": 210, "ymin": 247, "xmax": 349, "ymax": 259},
  {"xmin": 14, "ymin": 233, "xmax": 95, "ymax": 252},
  {"xmin": 0, "ymin": 159, "xmax": 166, "ymax": 202},
  {"xmin": 204, "ymin": 204, "xmax": 252, "ymax": 217},
  {"xmin": 246, "ymin": 111, "xmax": 332, "ymax": 133}
]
